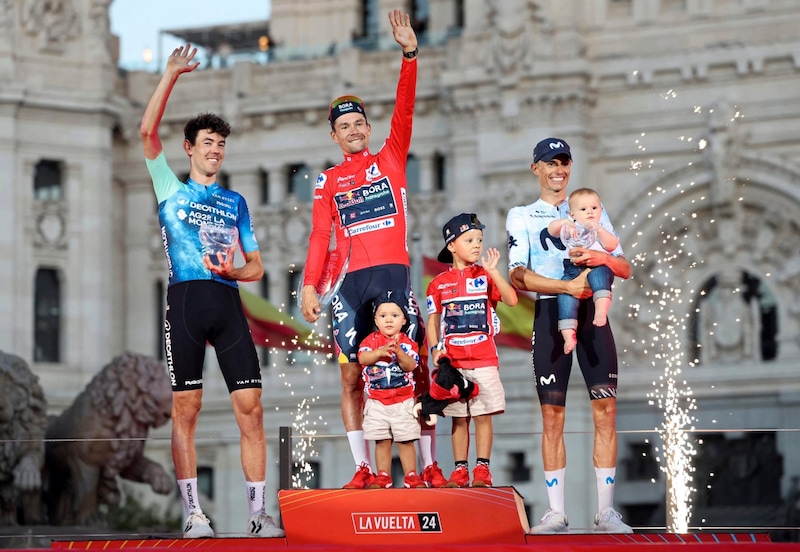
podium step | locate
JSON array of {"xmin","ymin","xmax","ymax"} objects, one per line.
[
  {"xmin": 278, "ymin": 486, "xmax": 529, "ymax": 545},
  {"xmin": 43, "ymin": 489, "xmax": 794, "ymax": 551},
  {"xmin": 47, "ymin": 530, "xmax": 791, "ymax": 551}
]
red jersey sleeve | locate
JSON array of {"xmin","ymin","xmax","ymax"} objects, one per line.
[
  {"xmin": 487, "ymin": 270, "xmax": 502, "ymax": 306},
  {"xmin": 304, "ymin": 169, "xmax": 336, "ymax": 287},
  {"xmin": 378, "ymin": 58, "xmax": 417, "ymax": 171},
  {"xmin": 425, "ymin": 273, "xmax": 444, "ymax": 315}
]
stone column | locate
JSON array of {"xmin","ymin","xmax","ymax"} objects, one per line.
[
  {"xmin": 266, "ymin": 165, "xmax": 287, "ymax": 207},
  {"xmin": 230, "ymin": 167, "xmax": 261, "ymax": 207},
  {"xmin": 417, "ymin": 152, "xmax": 434, "ymax": 194}
]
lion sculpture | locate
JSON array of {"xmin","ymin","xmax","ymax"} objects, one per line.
[
  {"xmin": 0, "ymin": 351, "xmax": 47, "ymax": 525},
  {"xmin": 45, "ymin": 351, "xmax": 174, "ymax": 525}
]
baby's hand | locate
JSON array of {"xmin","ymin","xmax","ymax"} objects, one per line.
[
  {"xmin": 563, "ymin": 221, "xmax": 578, "ymax": 239},
  {"xmin": 382, "ymin": 336, "xmax": 401, "ymax": 357},
  {"xmin": 482, "ymin": 248, "xmax": 500, "ymax": 270}
]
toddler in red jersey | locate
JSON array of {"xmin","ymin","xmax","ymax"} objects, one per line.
[{"xmin": 358, "ymin": 291, "xmax": 425, "ymax": 488}]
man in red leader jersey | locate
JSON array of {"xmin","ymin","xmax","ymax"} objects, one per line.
[{"xmin": 301, "ymin": 10, "xmax": 437, "ymax": 489}]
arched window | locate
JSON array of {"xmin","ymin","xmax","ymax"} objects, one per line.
[
  {"xmin": 34, "ymin": 268, "xmax": 61, "ymax": 362},
  {"xmin": 433, "ymin": 151, "xmax": 447, "ymax": 191},
  {"xmin": 691, "ymin": 270, "xmax": 777, "ymax": 364},
  {"xmin": 410, "ymin": 0, "xmax": 429, "ymax": 38},
  {"xmin": 454, "ymin": 0, "xmax": 465, "ymax": 29},
  {"xmin": 288, "ymin": 267, "xmax": 302, "ymax": 321},
  {"xmin": 288, "ymin": 163, "xmax": 314, "ymax": 202},
  {"xmin": 357, "ymin": 0, "xmax": 380, "ymax": 47},
  {"xmin": 406, "ymin": 153, "xmax": 420, "ymax": 193},
  {"xmin": 34, "ymin": 159, "xmax": 63, "ymax": 201},
  {"xmin": 259, "ymin": 168, "xmax": 270, "ymax": 205}
]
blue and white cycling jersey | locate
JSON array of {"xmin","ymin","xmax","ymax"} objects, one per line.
[
  {"xmin": 146, "ymin": 153, "xmax": 259, "ymax": 289},
  {"xmin": 506, "ymin": 198, "xmax": 623, "ymax": 300}
]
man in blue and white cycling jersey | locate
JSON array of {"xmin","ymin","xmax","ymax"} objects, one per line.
[
  {"xmin": 141, "ymin": 44, "xmax": 283, "ymax": 539},
  {"xmin": 507, "ymin": 138, "xmax": 633, "ymax": 535}
]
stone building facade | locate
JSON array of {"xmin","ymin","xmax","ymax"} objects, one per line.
[{"xmin": 2, "ymin": 0, "xmax": 800, "ymax": 535}]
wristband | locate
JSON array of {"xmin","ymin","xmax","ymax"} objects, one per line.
[
  {"xmin": 403, "ymin": 48, "xmax": 418, "ymax": 59},
  {"xmin": 430, "ymin": 344, "xmax": 439, "ymax": 354}
]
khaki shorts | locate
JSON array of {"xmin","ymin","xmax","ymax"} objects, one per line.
[
  {"xmin": 442, "ymin": 366, "xmax": 505, "ymax": 417},
  {"xmin": 363, "ymin": 397, "xmax": 421, "ymax": 442}
]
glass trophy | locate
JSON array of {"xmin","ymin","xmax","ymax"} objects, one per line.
[
  {"xmin": 199, "ymin": 222, "xmax": 239, "ymax": 265},
  {"xmin": 560, "ymin": 222, "xmax": 597, "ymax": 250}
]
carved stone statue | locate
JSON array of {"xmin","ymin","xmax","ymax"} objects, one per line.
[
  {"xmin": 22, "ymin": 0, "xmax": 81, "ymax": 52},
  {"xmin": 699, "ymin": 271, "xmax": 761, "ymax": 363},
  {"xmin": 45, "ymin": 352, "xmax": 174, "ymax": 525},
  {"xmin": 486, "ymin": 0, "xmax": 551, "ymax": 75},
  {"xmin": 0, "ymin": 352, "xmax": 47, "ymax": 525}
]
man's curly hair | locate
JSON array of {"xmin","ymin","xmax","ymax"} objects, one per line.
[{"xmin": 184, "ymin": 112, "xmax": 231, "ymax": 145}]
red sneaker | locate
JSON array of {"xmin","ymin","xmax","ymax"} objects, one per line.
[
  {"xmin": 444, "ymin": 466, "xmax": 470, "ymax": 488},
  {"xmin": 471, "ymin": 464, "xmax": 493, "ymax": 487},
  {"xmin": 369, "ymin": 471, "xmax": 393, "ymax": 489},
  {"xmin": 403, "ymin": 471, "xmax": 426, "ymax": 488},
  {"xmin": 343, "ymin": 463, "xmax": 374, "ymax": 489},
  {"xmin": 422, "ymin": 462, "xmax": 448, "ymax": 488}
]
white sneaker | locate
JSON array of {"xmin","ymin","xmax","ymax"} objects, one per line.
[
  {"xmin": 528, "ymin": 508, "xmax": 569, "ymax": 534},
  {"xmin": 247, "ymin": 511, "xmax": 286, "ymax": 538},
  {"xmin": 593, "ymin": 507, "xmax": 633, "ymax": 534},
  {"xmin": 183, "ymin": 512, "xmax": 214, "ymax": 538}
]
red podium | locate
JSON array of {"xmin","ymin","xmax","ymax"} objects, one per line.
[{"xmin": 278, "ymin": 486, "xmax": 529, "ymax": 545}]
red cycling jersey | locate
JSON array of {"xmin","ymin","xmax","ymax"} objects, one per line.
[
  {"xmin": 359, "ymin": 331, "xmax": 419, "ymax": 406},
  {"xmin": 304, "ymin": 59, "xmax": 417, "ymax": 287},
  {"xmin": 426, "ymin": 264, "xmax": 503, "ymax": 369}
]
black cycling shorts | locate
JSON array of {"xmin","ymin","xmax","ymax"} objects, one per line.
[
  {"xmin": 165, "ymin": 280, "xmax": 261, "ymax": 393},
  {"xmin": 331, "ymin": 264, "xmax": 424, "ymax": 363},
  {"xmin": 531, "ymin": 298, "xmax": 618, "ymax": 406}
]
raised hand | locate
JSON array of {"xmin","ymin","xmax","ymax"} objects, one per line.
[
  {"xmin": 481, "ymin": 247, "xmax": 501, "ymax": 271},
  {"xmin": 379, "ymin": 337, "xmax": 399, "ymax": 359},
  {"xmin": 562, "ymin": 220, "xmax": 578, "ymax": 240},
  {"xmin": 166, "ymin": 44, "xmax": 200, "ymax": 75},
  {"xmin": 388, "ymin": 10, "xmax": 418, "ymax": 53}
]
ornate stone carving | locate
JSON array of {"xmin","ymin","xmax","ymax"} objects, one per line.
[
  {"xmin": 706, "ymin": 99, "xmax": 747, "ymax": 217},
  {"xmin": 22, "ymin": 0, "xmax": 81, "ymax": 53},
  {"xmin": 44, "ymin": 352, "xmax": 173, "ymax": 525},
  {"xmin": 0, "ymin": 352, "xmax": 47, "ymax": 526},
  {"xmin": 0, "ymin": 0, "xmax": 13, "ymax": 33},
  {"xmin": 284, "ymin": 213, "xmax": 309, "ymax": 247},
  {"xmin": 617, "ymin": 193, "xmax": 800, "ymax": 367},
  {"xmin": 485, "ymin": 0, "xmax": 550, "ymax": 76},
  {"xmin": 87, "ymin": 0, "xmax": 113, "ymax": 63},
  {"xmin": 34, "ymin": 206, "xmax": 66, "ymax": 248},
  {"xmin": 698, "ymin": 270, "xmax": 760, "ymax": 363}
]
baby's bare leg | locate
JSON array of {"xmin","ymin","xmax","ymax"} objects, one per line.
[
  {"xmin": 593, "ymin": 297, "xmax": 611, "ymax": 327},
  {"xmin": 561, "ymin": 328, "xmax": 577, "ymax": 355}
]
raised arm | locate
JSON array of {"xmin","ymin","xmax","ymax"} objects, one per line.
[
  {"xmin": 393, "ymin": 340, "xmax": 418, "ymax": 373},
  {"xmin": 594, "ymin": 224, "xmax": 620, "ymax": 253},
  {"xmin": 482, "ymin": 248, "xmax": 518, "ymax": 306},
  {"xmin": 547, "ymin": 218, "xmax": 572, "ymax": 239},
  {"xmin": 140, "ymin": 44, "xmax": 200, "ymax": 160}
]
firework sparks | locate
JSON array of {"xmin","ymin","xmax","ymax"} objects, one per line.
[
  {"xmin": 250, "ymin": 268, "xmax": 336, "ymax": 489},
  {"xmin": 620, "ymin": 127, "xmax": 701, "ymax": 533}
]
